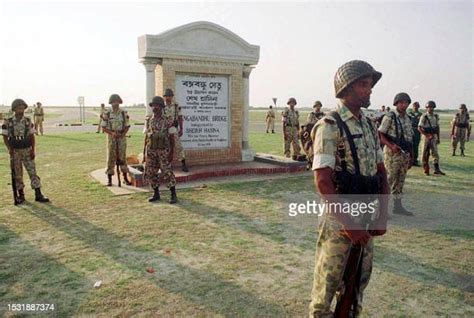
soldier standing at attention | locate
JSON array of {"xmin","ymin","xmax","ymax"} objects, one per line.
[
  {"xmin": 309, "ymin": 60, "xmax": 389, "ymax": 317},
  {"xmin": 451, "ymin": 104, "xmax": 470, "ymax": 156},
  {"xmin": 265, "ymin": 105, "xmax": 275, "ymax": 133},
  {"xmin": 407, "ymin": 101, "xmax": 423, "ymax": 166},
  {"xmin": 163, "ymin": 88, "xmax": 189, "ymax": 172},
  {"xmin": 282, "ymin": 97, "xmax": 302, "ymax": 160},
  {"xmin": 379, "ymin": 93, "xmax": 414, "ymax": 216},
  {"xmin": 418, "ymin": 101, "xmax": 446, "ymax": 176},
  {"xmin": 96, "ymin": 103, "xmax": 106, "ymax": 133},
  {"xmin": 144, "ymin": 96, "xmax": 177, "ymax": 204},
  {"xmin": 2, "ymin": 99, "xmax": 49, "ymax": 203},
  {"xmin": 101, "ymin": 94, "xmax": 132, "ymax": 186},
  {"xmin": 306, "ymin": 101, "xmax": 325, "ymax": 125},
  {"xmin": 33, "ymin": 102, "xmax": 45, "ymax": 136}
]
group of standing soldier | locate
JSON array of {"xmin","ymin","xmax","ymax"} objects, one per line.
[
  {"xmin": 265, "ymin": 98, "xmax": 326, "ymax": 162},
  {"xmin": 98, "ymin": 89, "xmax": 186, "ymax": 204}
]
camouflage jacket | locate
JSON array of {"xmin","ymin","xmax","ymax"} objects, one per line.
[
  {"xmin": 311, "ymin": 103, "xmax": 383, "ymax": 177},
  {"xmin": 306, "ymin": 111, "xmax": 325, "ymax": 125},
  {"xmin": 282, "ymin": 108, "xmax": 299, "ymax": 127},
  {"xmin": 101, "ymin": 109, "xmax": 130, "ymax": 132},
  {"xmin": 378, "ymin": 110, "xmax": 413, "ymax": 143}
]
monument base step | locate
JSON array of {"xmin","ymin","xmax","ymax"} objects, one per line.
[
  {"xmin": 90, "ymin": 160, "xmax": 309, "ymax": 195},
  {"xmin": 254, "ymin": 153, "xmax": 308, "ymax": 167}
]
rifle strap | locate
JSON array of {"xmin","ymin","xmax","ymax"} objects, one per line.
[{"xmin": 329, "ymin": 111, "xmax": 361, "ymax": 175}]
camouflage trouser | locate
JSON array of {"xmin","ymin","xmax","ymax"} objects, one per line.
[
  {"xmin": 173, "ymin": 134, "xmax": 185, "ymax": 161},
  {"xmin": 144, "ymin": 148, "xmax": 176, "ymax": 188},
  {"xmin": 422, "ymin": 136, "xmax": 439, "ymax": 165},
  {"xmin": 12, "ymin": 148, "xmax": 41, "ymax": 190},
  {"xmin": 309, "ymin": 218, "xmax": 373, "ymax": 318},
  {"xmin": 34, "ymin": 117, "xmax": 44, "ymax": 135},
  {"xmin": 452, "ymin": 128, "xmax": 467, "ymax": 151},
  {"xmin": 106, "ymin": 137, "xmax": 129, "ymax": 175},
  {"xmin": 266, "ymin": 118, "xmax": 274, "ymax": 131},
  {"xmin": 384, "ymin": 150, "xmax": 410, "ymax": 199},
  {"xmin": 412, "ymin": 129, "xmax": 420, "ymax": 163},
  {"xmin": 284, "ymin": 126, "xmax": 301, "ymax": 157}
]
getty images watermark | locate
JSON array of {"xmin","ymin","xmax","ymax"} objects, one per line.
[{"xmin": 288, "ymin": 200, "xmax": 377, "ymax": 217}]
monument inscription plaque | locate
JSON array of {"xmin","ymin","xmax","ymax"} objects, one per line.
[{"xmin": 175, "ymin": 74, "xmax": 230, "ymax": 149}]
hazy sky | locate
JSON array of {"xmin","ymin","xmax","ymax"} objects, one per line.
[{"xmin": 1, "ymin": 0, "xmax": 472, "ymax": 109}]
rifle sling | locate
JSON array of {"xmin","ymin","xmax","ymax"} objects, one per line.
[{"xmin": 329, "ymin": 111, "xmax": 361, "ymax": 175}]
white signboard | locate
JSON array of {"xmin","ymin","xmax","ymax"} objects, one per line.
[{"xmin": 175, "ymin": 74, "xmax": 230, "ymax": 149}]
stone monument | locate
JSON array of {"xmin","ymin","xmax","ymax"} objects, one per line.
[{"xmin": 138, "ymin": 21, "xmax": 260, "ymax": 166}]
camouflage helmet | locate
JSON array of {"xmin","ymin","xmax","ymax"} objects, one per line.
[
  {"xmin": 313, "ymin": 100, "xmax": 322, "ymax": 108},
  {"xmin": 164, "ymin": 88, "xmax": 174, "ymax": 97},
  {"xmin": 425, "ymin": 100, "xmax": 436, "ymax": 109},
  {"xmin": 109, "ymin": 94, "xmax": 123, "ymax": 104},
  {"xmin": 334, "ymin": 60, "xmax": 382, "ymax": 98},
  {"xmin": 11, "ymin": 99, "xmax": 28, "ymax": 111},
  {"xmin": 287, "ymin": 97, "xmax": 297, "ymax": 105},
  {"xmin": 393, "ymin": 92, "xmax": 411, "ymax": 106},
  {"xmin": 149, "ymin": 96, "xmax": 165, "ymax": 107},
  {"xmin": 459, "ymin": 103, "xmax": 467, "ymax": 110},
  {"xmin": 413, "ymin": 101, "xmax": 420, "ymax": 107}
]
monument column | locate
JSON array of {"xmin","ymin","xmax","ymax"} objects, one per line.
[
  {"xmin": 141, "ymin": 58, "xmax": 159, "ymax": 116},
  {"xmin": 242, "ymin": 66, "xmax": 255, "ymax": 161}
]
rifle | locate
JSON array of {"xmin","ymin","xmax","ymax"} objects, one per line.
[
  {"xmin": 115, "ymin": 136, "xmax": 122, "ymax": 187},
  {"xmin": 10, "ymin": 155, "xmax": 20, "ymax": 205},
  {"xmin": 334, "ymin": 244, "xmax": 364, "ymax": 317}
]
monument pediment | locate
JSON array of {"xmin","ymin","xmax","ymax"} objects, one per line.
[{"xmin": 138, "ymin": 21, "xmax": 260, "ymax": 65}]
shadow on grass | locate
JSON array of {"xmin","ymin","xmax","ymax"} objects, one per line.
[
  {"xmin": 0, "ymin": 224, "xmax": 90, "ymax": 316},
  {"xmin": 181, "ymin": 197, "xmax": 474, "ymax": 294},
  {"xmin": 20, "ymin": 203, "xmax": 285, "ymax": 316}
]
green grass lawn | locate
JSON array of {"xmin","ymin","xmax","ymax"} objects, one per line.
[{"xmin": 0, "ymin": 119, "xmax": 473, "ymax": 316}]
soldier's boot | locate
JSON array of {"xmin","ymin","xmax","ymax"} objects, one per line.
[
  {"xmin": 266, "ymin": 130, "xmax": 268, "ymax": 133},
  {"xmin": 452, "ymin": 149, "xmax": 456, "ymax": 156},
  {"xmin": 423, "ymin": 164, "xmax": 430, "ymax": 176},
  {"xmin": 34, "ymin": 188, "xmax": 50, "ymax": 203},
  {"xmin": 18, "ymin": 189, "xmax": 26, "ymax": 204},
  {"xmin": 413, "ymin": 160, "xmax": 419, "ymax": 167},
  {"xmin": 123, "ymin": 173, "xmax": 132, "ymax": 186},
  {"xmin": 107, "ymin": 174, "xmax": 113, "ymax": 186},
  {"xmin": 272, "ymin": 130, "xmax": 275, "ymax": 134},
  {"xmin": 393, "ymin": 198, "xmax": 414, "ymax": 216},
  {"xmin": 433, "ymin": 163, "xmax": 446, "ymax": 175},
  {"xmin": 169, "ymin": 186, "xmax": 178, "ymax": 204},
  {"xmin": 181, "ymin": 159, "xmax": 189, "ymax": 172},
  {"xmin": 461, "ymin": 149, "xmax": 465, "ymax": 157},
  {"xmin": 148, "ymin": 187, "xmax": 160, "ymax": 202},
  {"xmin": 292, "ymin": 155, "xmax": 297, "ymax": 161}
]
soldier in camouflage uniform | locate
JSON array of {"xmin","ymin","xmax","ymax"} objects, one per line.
[
  {"xmin": 2, "ymin": 99, "xmax": 49, "ymax": 203},
  {"xmin": 418, "ymin": 101, "xmax": 445, "ymax": 176},
  {"xmin": 101, "ymin": 94, "xmax": 132, "ymax": 186},
  {"xmin": 33, "ymin": 102, "xmax": 45, "ymax": 135},
  {"xmin": 379, "ymin": 93, "xmax": 414, "ymax": 216},
  {"xmin": 309, "ymin": 60, "xmax": 389, "ymax": 317},
  {"xmin": 407, "ymin": 101, "xmax": 422, "ymax": 166},
  {"xmin": 282, "ymin": 97, "xmax": 302, "ymax": 160},
  {"xmin": 451, "ymin": 104, "xmax": 470, "ymax": 156},
  {"xmin": 265, "ymin": 105, "xmax": 275, "ymax": 133},
  {"xmin": 306, "ymin": 101, "xmax": 325, "ymax": 125},
  {"xmin": 144, "ymin": 96, "xmax": 178, "ymax": 204},
  {"xmin": 163, "ymin": 88, "xmax": 189, "ymax": 172}
]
